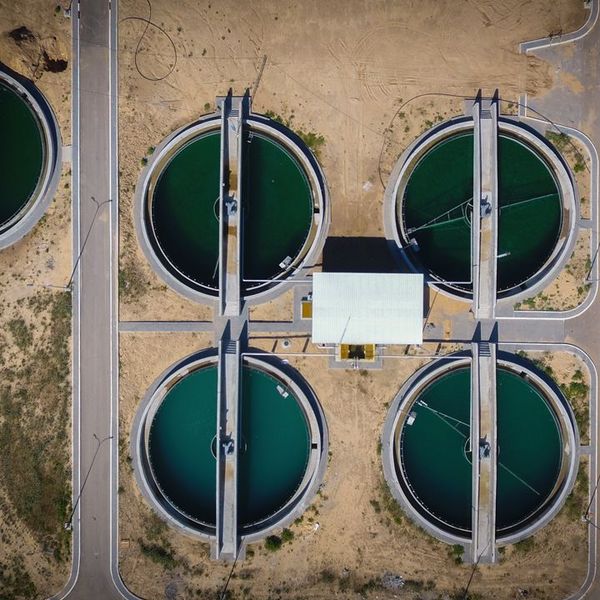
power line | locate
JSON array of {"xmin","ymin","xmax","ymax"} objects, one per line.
[
  {"xmin": 461, "ymin": 542, "xmax": 490, "ymax": 600},
  {"xmin": 64, "ymin": 434, "xmax": 113, "ymax": 530},
  {"xmin": 377, "ymin": 91, "xmax": 591, "ymax": 191},
  {"xmin": 67, "ymin": 196, "xmax": 112, "ymax": 289},
  {"xmin": 217, "ymin": 552, "xmax": 240, "ymax": 600}
]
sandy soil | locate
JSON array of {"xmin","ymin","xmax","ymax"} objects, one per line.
[
  {"xmin": 116, "ymin": 1, "xmax": 590, "ymax": 598},
  {"xmin": 517, "ymin": 228, "xmax": 591, "ymax": 312},
  {"xmin": 521, "ymin": 350, "xmax": 591, "ymax": 446},
  {"xmin": 117, "ymin": 0, "xmax": 585, "ymax": 318},
  {"xmin": 0, "ymin": 0, "xmax": 71, "ymax": 144},
  {"xmin": 0, "ymin": 2, "xmax": 72, "ymax": 597},
  {"xmin": 119, "ymin": 336, "xmax": 588, "ymax": 600},
  {"xmin": 248, "ymin": 288, "xmax": 295, "ymax": 322},
  {"xmin": 566, "ymin": 136, "xmax": 592, "ymax": 220}
]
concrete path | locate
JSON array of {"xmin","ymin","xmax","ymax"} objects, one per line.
[
  {"xmin": 472, "ymin": 98, "xmax": 498, "ymax": 320},
  {"xmin": 470, "ymin": 342, "xmax": 497, "ymax": 564},
  {"xmin": 518, "ymin": 5, "xmax": 600, "ymax": 597},
  {"xmin": 219, "ymin": 94, "xmax": 242, "ymax": 317},
  {"xmin": 216, "ymin": 336, "xmax": 241, "ymax": 560}
]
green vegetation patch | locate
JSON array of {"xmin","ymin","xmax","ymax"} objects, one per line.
[
  {"xmin": 138, "ymin": 539, "xmax": 178, "ymax": 570},
  {"xmin": 0, "ymin": 556, "xmax": 37, "ymax": 599},
  {"xmin": 7, "ymin": 318, "xmax": 33, "ymax": 351},
  {"xmin": 119, "ymin": 260, "xmax": 147, "ymax": 302},
  {"xmin": 0, "ymin": 291, "xmax": 71, "ymax": 563},
  {"xmin": 563, "ymin": 461, "xmax": 589, "ymax": 521},
  {"xmin": 448, "ymin": 543, "xmax": 464, "ymax": 564},
  {"xmin": 263, "ymin": 110, "xmax": 325, "ymax": 157},
  {"xmin": 264, "ymin": 535, "xmax": 282, "ymax": 552}
]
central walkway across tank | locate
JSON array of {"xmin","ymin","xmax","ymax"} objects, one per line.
[
  {"xmin": 385, "ymin": 91, "xmax": 576, "ymax": 308},
  {"xmin": 381, "ymin": 348, "xmax": 579, "ymax": 563},
  {"xmin": 132, "ymin": 93, "xmax": 329, "ymax": 562}
]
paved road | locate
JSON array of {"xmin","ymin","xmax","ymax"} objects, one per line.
[
  {"xmin": 53, "ymin": 1, "xmax": 131, "ymax": 598},
  {"xmin": 70, "ymin": 0, "xmax": 118, "ymax": 597}
]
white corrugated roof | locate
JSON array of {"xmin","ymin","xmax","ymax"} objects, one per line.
[{"xmin": 311, "ymin": 272, "xmax": 423, "ymax": 345}]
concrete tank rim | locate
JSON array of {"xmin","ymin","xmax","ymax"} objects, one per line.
[
  {"xmin": 383, "ymin": 115, "xmax": 577, "ymax": 304},
  {"xmin": 134, "ymin": 110, "xmax": 330, "ymax": 307},
  {"xmin": 0, "ymin": 67, "xmax": 62, "ymax": 250},
  {"xmin": 130, "ymin": 348, "xmax": 328, "ymax": 545},
  {"xmin": 381, "ymin": 352, "xmax": 579, "ymax": 546}
]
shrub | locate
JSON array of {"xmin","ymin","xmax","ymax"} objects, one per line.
[
  {"xmin": 514, "ymin": 537, "xmax": 535, "ymax": 553},
  {"xmin": 281, "ymin": 528, "xmax": 294, "ymax": 543},
  {"xmin": 8, "ymin": 318, "xmax": 32, "ymax": 350},
  {"xmin": 139, "ymin": 540, "xmax": 177, "ymax": 569},
  {"xmin": 448, "ymin": 544, "xmax": 464, "ymax": 564},
  {"xmin": 264, "ymin": 535, "xmax": 282, "ymax": 552}
]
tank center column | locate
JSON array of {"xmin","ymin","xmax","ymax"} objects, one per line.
[
  {"xmin": 215, "ymin": 91, "xmax": 248, "ymax": 561},
  {"xmin": 470, "ymin": 94, "xmax": 499, "ymax": 564}
]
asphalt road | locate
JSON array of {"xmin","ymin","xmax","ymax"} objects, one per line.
[{"xmin": 54, "ymin": 0, "xmax": 128, "ymax": 598}]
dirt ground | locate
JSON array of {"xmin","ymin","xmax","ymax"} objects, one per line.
[
  {"xmin": 114, "ymin": 0, "xmax": 593, "ymax": 599},
  {"xmin": 517, "ymin": 228, "xmax": 591, "ymax": 312},
  {"xmin": 119, "ymin": 336, "xmax": 589, "ymax": 600},
  {"xmin": 521, "ymin": 350, "xmax": 591, "ymax": 446},
  {"xmin": 117, "ymin": 0, "xmax": 585, "ymax": 317},
  {"xmin": 0, "ymin": 1, "xmax": 72, "ymax": 598}
]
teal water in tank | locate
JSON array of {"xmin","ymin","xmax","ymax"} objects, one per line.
[
  {"xmin": 398, "ymin": 364, "xmax": 563, "ymax": 536},
  {"xmin": 496, "ymin": 368, "xmax": 562, "ymax": 534},
  {"xmin": 151, "ymin": 132, "xmax": 221, "ymax": 291},
  {"xmin": 399, "ymin": 367, "xmax": 473, "ymax": 534},
  {"xmin": 0, "ymin": 80, "xmax": 44, "ymax": 228},
  {"xmin": 241, "ymin": 132, "xmax": 313, "ymax": 285},
  {"xmin": 148, "ymin": 364, "xmax": 310, "ymax": 527},
  {"xmin": 401, "ymin": 131, "xmax": 561, "ymax": 292}
]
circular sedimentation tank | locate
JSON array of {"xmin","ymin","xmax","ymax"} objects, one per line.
[
  {"xmin": 0, "ymin": 73, "xmax": 60, "ymax": 246},
  {"xmin": 383, "ymin": 355, "xmax": 578, "ymax": 545},
  {"xmin": 138, "ymin": 113, "xmax": 328, "ymax": 303},
  {"xmin": 388, "ymin": 119, "xmax": 575, "ymax": 300},
  {"xmin": 134, "ymin": 353, "xmax": 327, "ymax": 541}
]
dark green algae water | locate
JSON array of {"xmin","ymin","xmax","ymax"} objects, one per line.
[
  {"xmin": 0, "ymin": 80, "xmax": 44, "ymax": 228},
  {"xmin": 398, "ymin": 366, "xmax": 563, "ymax": 537},
  {"xmin": 151, "ymin": 129, "xmax": 313, "ymax": 293},
  {"xmin": 148, "ymin": 364, "xmax": 311, "ymax": 528},
  {"xmin": 400, "ymin": 131, "xmax": 562, "ymax": 293}
]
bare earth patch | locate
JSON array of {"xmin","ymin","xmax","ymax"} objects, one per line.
[
  {"xmin": 516, "ymin": 228, "xmax": 591, "ymax": 312},
  {"xmin": 115, "ymin": 1, "xmax": 589, "ymax": 598}
]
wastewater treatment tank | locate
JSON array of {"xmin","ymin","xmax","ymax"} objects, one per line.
[
  {"xmin": 137, "ymin": 107, "xmax": 329, "ymax": 304},
  {"xmin": 0, "ymin": 71, "xmax": 61, "ymax": 247},
  {"xmin": 382, "ymin": 355, "xmax": 578, "ymax": 545},
  {"xmin": 133, "ymin": 352, "xmax": 327, "ymax": 541},
  {"xmin": 387, "ymin": 118, "xmax": 576, "ymax": 300}
]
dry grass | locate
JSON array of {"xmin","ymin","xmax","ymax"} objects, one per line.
[{"xmin": 516, "ymin": 229, "xmax": 591, "ymax": 312}]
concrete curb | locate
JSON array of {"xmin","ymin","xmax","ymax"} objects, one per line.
[
  {"xmin": 520, "ymin": 0, "xmax": 598, "ymax": 54},
  {"xmin": 130, "ymin": 350, "xmax": 329, "ymax": 550}
]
